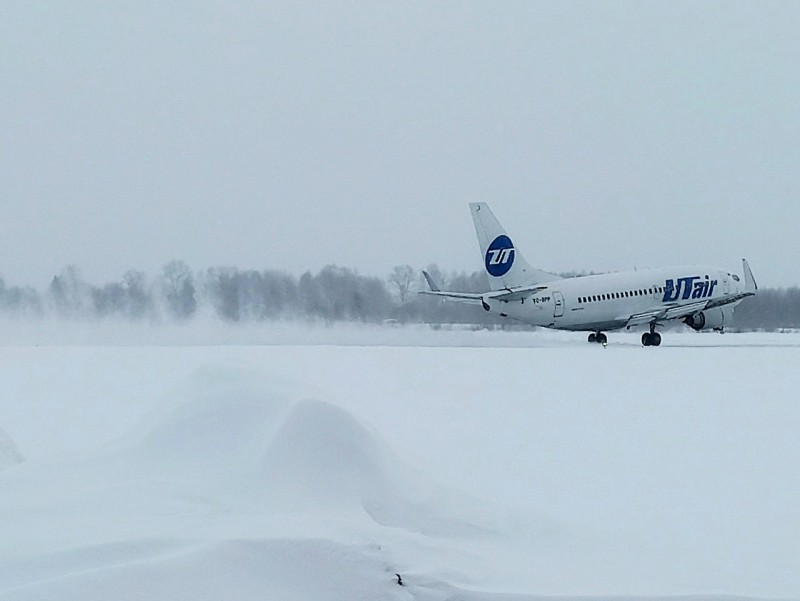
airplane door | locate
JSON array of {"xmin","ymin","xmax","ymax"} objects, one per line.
[{"xmin": 553, "ymin": 291, "xmax": 564, "ymax": 317}]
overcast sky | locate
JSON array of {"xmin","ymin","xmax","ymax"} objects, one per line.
[{"xmin": 2, "ymin": 1, "xmax": 798, "ymax": 288}]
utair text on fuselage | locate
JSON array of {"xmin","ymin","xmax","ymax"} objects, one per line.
[{"xmin": 663, "ymin": 275, "xmax": 717, "ymax": 302}]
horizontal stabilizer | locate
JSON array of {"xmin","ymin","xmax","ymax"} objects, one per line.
[
  {"xmin": 486, "ymin": 285, "xmax": 548, "ymax": 303},
  {"xmin": 418, "ymin": 289, "xmax": 484, "ymax": 304},
  {"xmin": 419, "ymin": 282, "xmax": 549, "ymax": 305},
  {"xmin": 422, "ymin": 270, "xmax": 441, "ymax": 292},
  {"xmin": 419, "ymin": 270, "xmax": 485, "ymax": 304}
]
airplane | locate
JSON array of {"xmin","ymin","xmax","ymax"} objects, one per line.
[{"xmin": 421, "ymin": 202, "xmax": 757, "ymax": 346}]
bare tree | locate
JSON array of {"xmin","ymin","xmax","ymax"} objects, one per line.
[
  {"xmin": 388, "ymin": 265, "xmax": 416, "ymax": 303},
  {"xmin": 49, "ymin": 266, "xmax": 90, "ymax": 318},
  {"xmin": 162, "ymin": 260, "xmax": 197, "ymax": 320},
  {"xmin": 122, "ymin": 270, "xmax": 151, "ymax": 319}
]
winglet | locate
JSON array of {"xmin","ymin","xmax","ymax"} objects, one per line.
[
  {"xmin": 422, "ymin": 270, "xmax": 441, "ymax": 292},
  {"xmin": 742, "ymin": 259, "xmax": 757, "ymax": 293}
]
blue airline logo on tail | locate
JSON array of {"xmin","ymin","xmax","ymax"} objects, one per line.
[
  {"xmin": 485, "ymin": 235, "xmax": 515, "ymax": 277},
  {"xmin": 663, "ymin": 276, "xmax": 717, "ymax": 302}
]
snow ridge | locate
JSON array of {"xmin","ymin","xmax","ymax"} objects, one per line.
[{"xmin": 0, "ymin": 428, "xmax": 23, "ymax": 469}]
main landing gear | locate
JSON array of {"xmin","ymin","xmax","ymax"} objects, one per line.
[
  {"xmin": 588, "ymin": 332, "xmax": 607, "ymax": 345},
  {"xmin": 642, "ymin": 324, "xmax": 662, "ymax": 347}
]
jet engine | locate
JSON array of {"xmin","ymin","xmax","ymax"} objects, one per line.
[{"xmin": 683, "ymin": 306, "xmax": 733, "ymax": 331}]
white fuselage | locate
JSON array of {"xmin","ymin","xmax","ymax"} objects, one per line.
[{"xmin": 484, "ymin": 265, "xmax": 746, "ymax": 332}]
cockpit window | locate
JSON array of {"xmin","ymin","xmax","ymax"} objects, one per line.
[{"xmin": 732, "ymin": 274, "xmax": 740, "ymax": 282}]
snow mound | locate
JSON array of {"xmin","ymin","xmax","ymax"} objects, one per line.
[
  {"xmin": 0, "ymin": 428, "xmax": 23, "ymax": 469},
  {"xmin": 260, "ymin": 399, "xmax": 488, "ymax": 536},
  {"xmin": 130, "ymin": 368, "xmax": 291, "ymax": 479},
  {"xmin": 260, "ymin": 399, "xmax": 393, "ymax": 511},
  {"xmin": 120, "ymin": 368, "xmax": 487, "ymax": 536}
]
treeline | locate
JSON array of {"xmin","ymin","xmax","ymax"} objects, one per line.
[
  {"xmin": 0, "ymin": 261, "xmax": 796, "ymax": 331},
  {"xmin": 0, "ymin": 262, "xmax": 497, "ymax": 327},
  {"xmin": 727, "ymin": 287, "xmax": 800, "ymax": 331}
]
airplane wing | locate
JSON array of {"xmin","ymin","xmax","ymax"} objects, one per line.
[
  {"xmin": 624, "ymin": 300, "xmax": 710, "ymax": 328},
  {"xmin": 625, "ymin": 259, "xmax": 757, "ymax": 328},
  {"xmin": 743, "ymin": 258, "xmax": 758, "ymax": 293},
  {"xmin": 625, "ymin": 293, "xmax": 756, "ymax": 329}
]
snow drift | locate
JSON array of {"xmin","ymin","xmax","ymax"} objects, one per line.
[
  {"xmin": 0, "ymin": 428, "xmax": 23, "ymax": 469},
  {"xmin": 0, "ymin": 331, "xmax": 797, "ymax": 600},
  {"xmin": 121, "ymin": 367, "xmax": 487, "ymax": 536}
]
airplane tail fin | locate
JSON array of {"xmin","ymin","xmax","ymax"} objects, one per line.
[{"xmin": 469, "ymin": 202, "xmax": 560, "ymax": 290}]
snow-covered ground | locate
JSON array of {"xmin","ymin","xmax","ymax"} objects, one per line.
[{"xmin": 0, "ymin": 322, "xmax": 797, "ymax": 600}]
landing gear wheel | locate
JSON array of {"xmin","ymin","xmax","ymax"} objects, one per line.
[
  {"xmin": 588, "ymin": 333, "xmax": 596, "ymax": 343},
  {"xmin": 596, "ymin": 332, "xmax": 607, "ymax": 345},
  {"xmin": 642, "ymin": 332, "xmax": 662, "ymax": 346}
]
